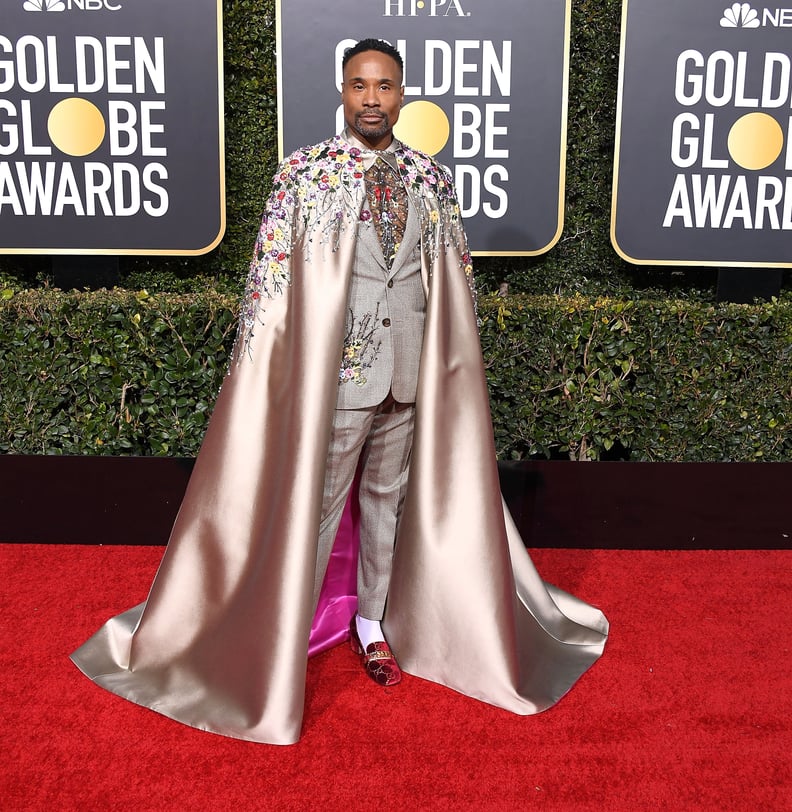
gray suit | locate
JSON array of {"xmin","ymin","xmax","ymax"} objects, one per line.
[
  {"xmin": 314, "ymin": 186, "xmax": 426, "ymax": 620},
  {"xmin": 337, "ymin": 196, "xmax": 425, "ymax": 407}
]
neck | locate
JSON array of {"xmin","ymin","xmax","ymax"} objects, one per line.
[
  {"xmin": 345, "ymin": 127, "xmax": 394, "ymax": 152},
  {"xmin": 365, "ymin": 137, "xmax": 393, "ymax": 151}
]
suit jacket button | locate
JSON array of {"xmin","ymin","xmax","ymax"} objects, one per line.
[
  {"xmin": 382, "ymin": 318, "xmax": 391, "ymax": 327},
  {"xmin": 387, "ymin": 280, "xmax": 394, "ymax": 288}
]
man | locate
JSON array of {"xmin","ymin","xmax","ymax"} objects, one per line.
[
  {"xmin": 315, "ymin": 39, "xmax": 437, "ymax": 685},
  {"xmin": 72, "ymin": 39, "xmax": 608, "ymax": 745}
]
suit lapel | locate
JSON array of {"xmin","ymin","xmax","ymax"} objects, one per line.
[
  {"xmin": 386, "ymin": 201, "xmax": 420, "ymax": 281},
  {"xmin": 357, "ymin": 202, "xmax": 388, "ymax": 271}
]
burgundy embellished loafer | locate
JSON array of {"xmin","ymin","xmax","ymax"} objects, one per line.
[{"xmin": 349, "ymin": 617, "xmax": 402, "ymax": 687}]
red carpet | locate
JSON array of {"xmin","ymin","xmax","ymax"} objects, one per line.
[{"xmin": 2, "ymin": 544, "xmax": 791, "ymax": 810}]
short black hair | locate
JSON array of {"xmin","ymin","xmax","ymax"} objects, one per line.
[{"xmin": 342, "ymin": 38, "xmax": 403, "ymax": 77}]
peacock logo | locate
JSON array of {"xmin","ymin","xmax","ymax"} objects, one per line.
[
  {"xmin": 720, "ymin": 3, "xmax": 761, "ymax": 27},
  {"xmin": 23, "ymin": 0, "xmax": 66, "ymax": 10}
]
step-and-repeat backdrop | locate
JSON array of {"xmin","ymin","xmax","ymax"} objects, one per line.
[
  {"xmin": 0, "ymin": 0, "xmax": 224, "ymax": 255},
  {"xmin": 7, "ymin": 1, "xmax": 785, "ymax": 266},
  {"xmin": 612, "ymin": 0, "xmax": 792, "ymax": 267},
  {"xmin": 278, "ymin": 0, "xmax": 572, "ymax": 255}
]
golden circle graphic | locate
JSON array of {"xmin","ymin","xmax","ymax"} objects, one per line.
[
  {"xmin": 393, "ymin": 100, "xmax": 450, "ymax": 156},
  {"xmin": 727, "ymin": 113, "xmax": 783, "ymax": 171},
  {"xmin": 417, "ymin": 1, "xmax": 425, "ymax": 7},
  {"xmin": 47, "ymin": 98, "xmax": 106, "ymax": 157}
]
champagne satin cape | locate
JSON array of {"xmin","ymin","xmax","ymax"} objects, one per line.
[{"xmin": 71, "ymin": 137, "xmax": 608, "ymax": 745}]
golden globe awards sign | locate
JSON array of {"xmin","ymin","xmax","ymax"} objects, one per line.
[
  {"xmin": 612, "ymin": 0, "xmax": 792, "ymax": 266},
  {"xmin": 0, "ymin": 0, "xmax": 224, "ymax": 255},
  {"xmin": 277, "ymin": 0, "xmax": 571, "ymax": 255}
]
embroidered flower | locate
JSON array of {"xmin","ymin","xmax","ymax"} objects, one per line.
[
  {"xmin": 339, "ymin": 309, "xmax": 381, "ymax": 386},
  {"xmin": 238, "ymin": 133, "xmax": 473, "ymax": 362}
]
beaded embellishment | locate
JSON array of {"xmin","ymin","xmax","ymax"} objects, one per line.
[{"xmin": 236, "ymin": 134, "xmax": 474, "ymax": 361}]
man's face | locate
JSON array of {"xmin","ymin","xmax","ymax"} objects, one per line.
[{"xmin": 341, "ymin": 50, "xmax": 404, "ymax": 150}]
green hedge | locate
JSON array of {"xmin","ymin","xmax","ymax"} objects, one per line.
[
  {"xmin": 2, "ymin": 290, "xmax": 789, "ymax": 460},
  {"xmin": 0, "ymin": 290, "xmax": 235, "ymax": 456},
  {"xmin": 479, "ymin": 293, "xmax": 792, "ymax": 461}
]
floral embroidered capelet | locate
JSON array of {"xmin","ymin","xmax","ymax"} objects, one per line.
[{"xmin": 238, "ymin": 134, "xmax": 475, "ymax": 359}]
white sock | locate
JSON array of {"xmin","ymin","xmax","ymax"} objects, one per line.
[{"xmin": 356, "ymin": 615, "xmax": 385, "ymax": 649}]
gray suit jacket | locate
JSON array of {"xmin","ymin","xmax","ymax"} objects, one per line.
[{"xmin": 336, "ymin": 198, "xmax": 425, "ymax": 409}]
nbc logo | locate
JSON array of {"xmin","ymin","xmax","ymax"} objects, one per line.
[
  {"xmin": 720, "ymin": 3, "xmax": 761, "ymax": 26},
  {"xmin": 23, "ymin": 0, "xmax": 65, "ymax": 9},
  {"xmin": 23, "ymin": 0, "xmax": 122, "ymax": 10}
]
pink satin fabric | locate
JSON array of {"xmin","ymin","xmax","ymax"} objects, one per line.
[{"xmin": 308, "ymin": 490, "xmax": 359, "ymax": 657}]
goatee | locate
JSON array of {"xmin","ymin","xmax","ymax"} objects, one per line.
[{"xmin": 354, "ymin": 112, "xmax": 390, "ymax": 140}]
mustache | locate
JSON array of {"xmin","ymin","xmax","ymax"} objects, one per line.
[{"xmin": 356, "ymin": 111, "xmax": 387, "ymax": 121}]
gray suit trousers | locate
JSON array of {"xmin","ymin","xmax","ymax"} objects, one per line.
[{"xmin": 314, "ymin": 394, "xmax": 415, "ymax": 620}]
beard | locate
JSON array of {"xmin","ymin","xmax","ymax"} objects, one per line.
[{"xmin": 353, "ymin": 111, "xmax": 391, "ymax": 140}]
